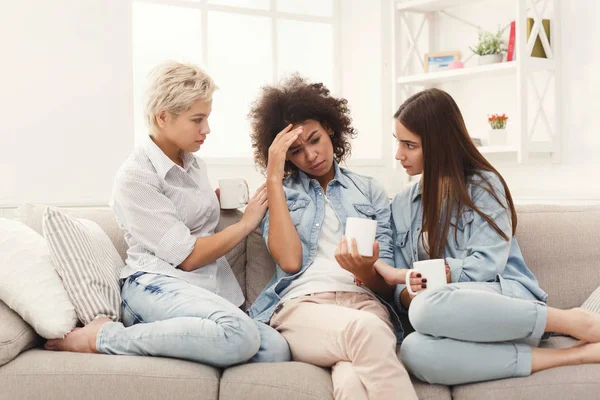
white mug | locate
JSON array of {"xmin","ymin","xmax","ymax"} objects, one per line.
[
  {"xmin": 344, "ymin": 217, "xmax": 378, "ymax": 257},
  {"xmin": 218, "ymin": 178, "xmax": 249, "ymax": 209},
  {"xmin": 405, "ymin": 259, "xmax": 447, "ymax": 295}
]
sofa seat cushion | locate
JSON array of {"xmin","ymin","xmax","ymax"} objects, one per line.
[
  {"xmin": 220, "ymin": 362, "xmax": 333, "ymax": 400},
  {"xmin": 0, "ymin": 348, "xmax": 221, "ymax": 400},
  {"xmin": 411, "ymin": 378, "xmax": 452, "ymax": 400},
  {"xmin": 220, "ymin": 361, "xmax": 451, "ymax": 400},
  {"xmin": 452, "ymin": 336, "xmax": 600, "ymax": 400}
]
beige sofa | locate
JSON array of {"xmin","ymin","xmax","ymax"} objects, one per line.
[{"xmin": 2, "ymin": 204, "xmax": 600, "ymax": 400}]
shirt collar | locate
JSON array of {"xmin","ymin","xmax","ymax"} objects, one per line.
[
  {"xmin": 296, "ymin": 160, "xmax": 349, "ymax": 192},
  {"xmin": 411, "ymin": 179, "xmax": 423, "ymax": 202},
  {"xmin": 144, "ymin": 135, "xmax": 198, "ymax": 178}
]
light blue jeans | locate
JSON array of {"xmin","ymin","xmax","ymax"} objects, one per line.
[
  {"xmin": 96, "ymin": 272, "xmax": 291, "ymax": 367},
  {"xmin": 400, "ymin": 282, "xmax": 547, "ymax": 385}
]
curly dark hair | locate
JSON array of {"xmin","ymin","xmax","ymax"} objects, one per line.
[{"xmin": 249, "ymin": 74, "xmax": 356, "ymax": 176}]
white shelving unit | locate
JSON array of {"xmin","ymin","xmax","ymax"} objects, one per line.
[{"xmin": 391, "ymin": 0, "xmax": 561, "ymax": 163}]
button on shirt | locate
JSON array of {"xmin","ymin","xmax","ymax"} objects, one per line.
[{"xmin": 110, "ymin": 136, "xmax": 244, "ymax": 306}]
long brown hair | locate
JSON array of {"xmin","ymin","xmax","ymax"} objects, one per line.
[{"xmin": 394, "ymin": 88, "xmax": 517, "ymax": 259}]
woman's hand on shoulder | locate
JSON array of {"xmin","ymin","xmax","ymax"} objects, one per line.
[
  {"xmin": 240, "ymin": 183, "xmax": 268, "ymax": 232},
  {"xmin": 267, "ymin": 124, "xmax": 302, "ymax": 182}
]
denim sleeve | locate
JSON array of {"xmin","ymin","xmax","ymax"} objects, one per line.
[
  {"xmin": 260, "ymin": 210, "xmax": 271, "ymax": 251},
  {"xmin": 369, "ymin": 178, "xmax": 394, "ymax": 267},
  {"xmin": 445, "ymin": 175, "xmax": 512, "ymax": 283},
  {"xmin": 390, "ymin": 192, "xmax": 412, "ymax": 313},
  {"xmin": 259, "ymin": 186, "xmax": 299, "ymax": 255}
]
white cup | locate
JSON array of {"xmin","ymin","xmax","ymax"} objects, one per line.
[
  {"xmin": 405, "ymin": 259, "xmax": 447, "ymax": 295},
  {"xmin": 344, "ymin": 217, "xmax": 378, "ymax": 257},
  {"xmin": 218, "ymin": 178, "xmax": 249, "ymax": 209}
]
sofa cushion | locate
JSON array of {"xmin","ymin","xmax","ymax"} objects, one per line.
[
  {"xmin": 220, "ymin": 362, "xmax": 333, "ymax": 400},
  {"xmin": 515, "ymin": 205, "xmax": 600, "ymax": 309},
  {"xmin": 0, "ymin": 300, "xmax": 41, "ymax": 366},
  {"xmin": 43, "ymin": 207, "xmax": 124, "ymax": 324},
  {"xmin": 0, "ymin": 349, "xmax": 221, "ymax": 400},
  {"xmin": 0, "ymin": 219, "xmax": 76, "ymax": 338},
  {"xmin": 452, "ymin": 336, "xmax": 600, "ymax": 400},
  {"xmin": 220, "ymin": 362, "xmax": 451, "ymax": 400},
  {"xmin": 216, "ymin": 209, "xmax": 247, "ymax": 301},
  {"xmin": 411, "ymin": 379, "xmax": 452, "ymax": 400},
  {"xmin": 245, "ymin": 229, "xmax": 276, "ymax": 309}
]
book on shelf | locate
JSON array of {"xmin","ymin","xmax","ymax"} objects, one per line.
[{"xmin": 506, "ymin": 21, "xmax": 516, "ymax": 62}]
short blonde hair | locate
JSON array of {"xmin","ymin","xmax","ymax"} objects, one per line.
[{"xmin": 145, "ymin": 61, "xmax": 217, "ymax": 132}]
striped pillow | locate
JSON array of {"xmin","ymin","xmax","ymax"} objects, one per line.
[
  {"xmin": 42, "ymin": 207, "xmax": 124, "ymax": 325},
  {"xmin": 582, "ymin": 286, "xmax": 600, "ymax": 314}
]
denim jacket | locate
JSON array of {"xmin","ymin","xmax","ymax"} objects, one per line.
[
  {"xmin": 247, "ymin": 162, "xmax": 405, "ymax": 342},
  {"xmin": 390, "ymin": 171, "xmax": 548, "ymax": 313}
]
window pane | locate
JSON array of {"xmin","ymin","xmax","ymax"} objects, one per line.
[
  {"xmin": 207, "ymin": 0, "xmax": 270, "ymax": 10},
  {"xmin": 276, "ymin": 0, "xmax": 333, "ymax": 17},
  {"xmin": 203, "ymin": 12, "xmax": 272, "ymax": 158},
  {"xmin": 132, "ymin": 2, "xmax": 203, "ymax": 145},
  {"xmin": 277, "ymin": 20, "xmax": 334, "ymax": 90}
]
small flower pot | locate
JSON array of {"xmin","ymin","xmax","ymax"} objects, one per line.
[
  {"xmin": 488, "ymin": 128, "xmax": 507, "ymax": 146},
  {"xmin": 478, "ymin": 54, "xmax": 503, "ymax": 65}
]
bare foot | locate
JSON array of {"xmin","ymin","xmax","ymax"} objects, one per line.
[
  {"xmin": 44, "ymin": 317, "xmax": 111, "ymax": 353},
  {"xmin": 568, "ymin": 308, "xmax": 600, "ymax": 343}
]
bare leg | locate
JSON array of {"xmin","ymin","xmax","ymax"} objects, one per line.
[
  {"xmin": 532, "ymin": 342, "xmax": 600, "ymax": 372},
  {"xmin": 44, "ymin": 317, "xmax": 111, "ymax": 353},
  {"xmin": 545, "ymin": 307, "xmax": 600, "ymax": 343}
]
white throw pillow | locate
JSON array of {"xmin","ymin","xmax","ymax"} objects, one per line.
[
  {"xmin": 0, "ymin": 218, "xmax": 77, "ymax": 339},
  {"xmin": 43, "ymin": 207, "xmax": 124, "ymax": 325}
]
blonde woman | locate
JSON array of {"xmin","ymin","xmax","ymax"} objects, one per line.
[{"xmin": 45, "ymin": 61, "xmax": 291, "ymax": 366}]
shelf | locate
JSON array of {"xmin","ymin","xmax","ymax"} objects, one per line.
[
  {"xmin": 477, "ymin": 145, "xmax": 518, "ymax": 154},
  {"xmin": 397, "ymin": 62, "xmax": 516, "ymax": 85},
  {"xmin": 396, "ymin": 0, "xmax": 480, "ymax": 12}
]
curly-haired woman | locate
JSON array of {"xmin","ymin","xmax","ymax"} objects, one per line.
[{"xmin": 246, "ymin": 75, "xmax": 419, "ymax": 400}]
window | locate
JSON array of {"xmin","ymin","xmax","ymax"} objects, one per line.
[{"xmin": 132, "ymin": 0, "xmax": 336, "ymax": 162}]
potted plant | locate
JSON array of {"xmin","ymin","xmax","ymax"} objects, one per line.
[
  {"xmin": 470, "ymin": 28, "xmax": 507, "ymax": 65},
  {"xmin": 487, "ymin": 113, "xmax": 509, "ymax": 146}
]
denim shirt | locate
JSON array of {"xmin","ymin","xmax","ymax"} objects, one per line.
[
  {"xmin": 390, "ymin": 171, "xmax": 548, "ymax": 314},
  {"xmin": 247, "ymin": 162, "xmax": 405, "ymax": 342}
]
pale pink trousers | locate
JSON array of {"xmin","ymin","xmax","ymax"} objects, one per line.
[{"xmin": 270, "ymin": 292, "xmax": 418, "ymax": 400}]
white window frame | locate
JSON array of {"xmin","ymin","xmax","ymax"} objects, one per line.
[{"xmin": 134, "ymin": 0, "xmax": 342, "ymax": 167}]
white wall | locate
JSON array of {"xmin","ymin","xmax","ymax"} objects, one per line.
[
  {"xmin": 1, "ymin": 0, "xmax": 599, "ymax": 207},
  {"xmin": 0, "ymin": 0, "xmax": 133, "ymax": 206}
]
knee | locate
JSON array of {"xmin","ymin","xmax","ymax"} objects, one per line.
[
  {"xmin": 409, "ymin": 288, "xmax": 451, "ymax": 335},
  {"xmin": 400, "ymin": 333, "xmax": 445, "ymax": 384},
  {"xmin": 348, "ymin": 312, "xmax": 393, "ymax": 342},
  {"xmin": 218, "ymin": 315, "xmax": 261, "ymax": 366},
  {"xmin": 253, "ymin": 326, "xmax": 291, "ymax": 363}
]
